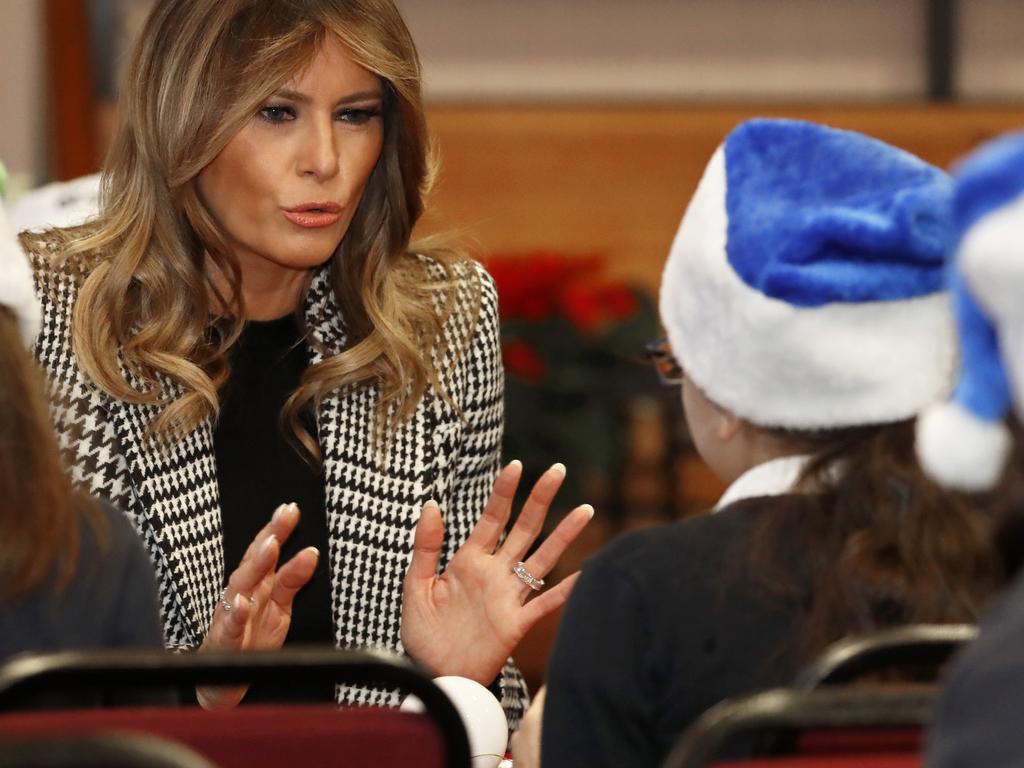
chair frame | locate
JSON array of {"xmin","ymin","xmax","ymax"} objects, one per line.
[
  {"xmin": 0, "ymin": 647, "xmax": 471, "ymax": 768},
  {"xmin": 792, "ymin": 624, "xmax": 976, "ymax": 690},
  {"xmin": 661, "ymin": 686, "xmax": 936, "ymax": 768}
]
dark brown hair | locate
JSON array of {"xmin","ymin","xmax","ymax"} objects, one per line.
[
  {"xmin": 0, "ymin": 309, "xmax": 98, "ymax": 599},
  {"xmin": 744, "ymin": 419, "xmax": 999, "ymax": 661}
]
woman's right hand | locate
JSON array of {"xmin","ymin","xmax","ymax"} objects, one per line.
[{"xmin": 196, "ymin": 502, "xmax": 319, "ymax": 710}]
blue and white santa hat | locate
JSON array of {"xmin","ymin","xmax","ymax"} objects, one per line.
[
  {"xmin": 660, "ymin": 118, "xmax": 956, "ymax": 430},
  {"xmin": 0, "ymin": 162, "xmax": 40, "ymax": 347},
  {"xmin": 916, "ymin": 131, "xmax": 1024, "ymax": 491}
]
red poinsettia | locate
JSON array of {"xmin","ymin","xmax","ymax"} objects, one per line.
[
  {"xmin": 502, "ymin": 339, "xmax": 546, "ymax": 382},
  {"xmin": 485, "ymin": 251, "xmax": 637, "ymax": 335}
]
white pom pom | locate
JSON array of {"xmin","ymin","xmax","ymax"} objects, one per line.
[
  {"xmin": 916, "ymin": 401, "xmax": 1011, "ymax": 491},
  {"xmin": 401, "ymin": 676, "xmax": 508, "ymax": 768}
]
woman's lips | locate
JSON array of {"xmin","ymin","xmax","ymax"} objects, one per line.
[
  {"xmin": 283, "ymin": 209, "xmax": 341, "ymax": 228},
  {"xmin": 283, "ymin": 203, "xmax": 342, "ymax": 228}
]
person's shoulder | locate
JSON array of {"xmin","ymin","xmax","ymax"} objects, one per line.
[
  {"xmin": 73, "ymin": 499, "xmax": 137, "ymax": 571},
  {"xmin": 587, "ymin": 501, "xmax": 794, "ymax": 584},
  {"xmin": 413, "ymin": 253, "xmax": 495, "ymax": 296},
  {"xmin": 92, "ymin": 498, "xmax": 144, "ymax": 550},
  {"xmin": 410, "ymin": 252, "xmax": 497, "ymax": 332},
  {"xmin": 19, "ymin": 225, "xmax": 95, "ymax": 297},
  {"xmin": 598, "ymin": 506, "xmax": 763, "ymax": 561}
]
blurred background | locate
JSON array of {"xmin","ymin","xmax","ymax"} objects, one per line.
[{"xmin": 2, "ymin": 0, "xmax": 1023, "ymax": 691}]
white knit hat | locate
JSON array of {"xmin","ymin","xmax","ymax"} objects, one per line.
[{"xmin": 660, "ymin": 118, "xmax": 956, "ymax": 430}]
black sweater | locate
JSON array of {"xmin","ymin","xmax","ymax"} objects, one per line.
[
  {"xmin": 214, "ymin": 315, "xmax": 333, "ymax": 702},
  {"xmin": 542, "ymin": 498, "xmax": 811, "ymax": 767}
]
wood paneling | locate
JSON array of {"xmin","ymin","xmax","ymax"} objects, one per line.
[
  {"xmin": 44, "ymin": 0, "xmax": 99, "ymax": 180},
  {"xmin": 419, "ymin": 104, "xmax": 1024, "ymax": 294}
]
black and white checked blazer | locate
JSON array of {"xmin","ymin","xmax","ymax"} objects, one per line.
[{"xmin": 23, "ymin": 231, "xmax": 529, "ymax": 724}]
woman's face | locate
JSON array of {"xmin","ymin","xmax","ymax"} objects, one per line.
[{"xmin": 198, "ymin": 35, "xmax": 384, "ymax": 292}]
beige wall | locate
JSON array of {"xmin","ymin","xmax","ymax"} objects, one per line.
[
  {"xmin": 398, "ymin": 0, "xmax": 1024, "ymax": 103},
  {"xmin": 2, "ymin": 1, "xmax": 1022, "ymax": 186},
  {"xmin": 0, "ymin": 0, "xmax": 43, "ymax": 193},
  {"xmin": 398, "ymin": 0, "xmax": 928, "ymax": 101},
  {"xmin": 960, "ymin": 0, "xmax": 1024, "ymax": 99}
]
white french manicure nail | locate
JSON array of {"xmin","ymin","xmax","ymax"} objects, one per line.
[
  {"xmin": 550, "ymin": 462, "xmax": 566, "ymax": 475},
  {"xmin": 272, "ymin": 504, "xmax": 287, "ymax": 522},
  {"xmin": 261, "ymin": 535, "xmax": 278, "ymax": 555},
  {"xmin": 507, "ymin": 459, "xmax": 522, "ymax": 470},
  {"xmin": 580, "ymin": 504, "xmax": 595, "ymax": 519},
  {"xmin": 307, "ymin": 546, "xmax": 321, "ymax": 559}
]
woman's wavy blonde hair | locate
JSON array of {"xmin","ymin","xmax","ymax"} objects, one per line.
[{"xmin": 57, "ymin": 0, "xmax": 467, "ymax": 459}]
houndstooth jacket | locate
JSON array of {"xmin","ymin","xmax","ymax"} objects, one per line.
[{"xmin": 23, "ymin": 231, "xmax": 528, "ymax": 725}]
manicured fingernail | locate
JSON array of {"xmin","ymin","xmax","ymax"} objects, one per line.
[
  {"xmin": 550, "ymin": 462, "xmax": 566, "ymax": 476},
  {"xmin": 580, "ymin": 504, "xmax": 595, "ymax": 519},
  {"xmin": 272, "ymin": 504, "xmax": 287, "ymax": 522},
  {"xmin": 306, "ymin": 546, "xmax": 320, "ymax": 559},
  {"xmin": 261, "ymin": 534, "xmax": 278, "ymax": 555},
  {"xmin": 287, "ymin": 502, "xmax": 299, "ymax": 514},
  {"xmin": 506, "ymin": 459, "xmax": 522, "ymax": 471},
  {"xmin": 232, "ymin": 593, "xmax": 243, "ymax": 612},
  {"xmin": 424, "ymin": 499, "xmax": 439, "ymax": 509}
]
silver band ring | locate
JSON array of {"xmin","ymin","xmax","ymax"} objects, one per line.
[{"xmin": 512, "ymin": 561, "xmax": 545, "ymax": 591}]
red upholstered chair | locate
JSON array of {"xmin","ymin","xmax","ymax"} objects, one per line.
[
  {"xmin": 661, "ymin": 687, "xmax": 934, "ymax": 768},
  {"xmin": 0, "ymin": 648, "xmax": 471, "ymax": 768},
  {"xmin": 793, "ymin": 624, "xmax": 977, "ymax": 690},
  {"xmin": 0, "ymin": 733, "xmax": 216, "ymax": 768}
]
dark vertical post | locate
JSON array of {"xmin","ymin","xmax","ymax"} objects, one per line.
[
  {"xmin": 926, "ymin": 0, "xmax": 957, "ymax": 101},
  {"xmin": 44, "ymin": 0, "xmax": 99, "ymax": 179}
]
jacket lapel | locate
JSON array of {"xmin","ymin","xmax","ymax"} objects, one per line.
[
  {"xmin": 108, "ymin": 390, "xmax": 224, "ymax": 644},
  {"xmin": 306, "ymin": 268, "xmax": 463, "ymax": 650}
]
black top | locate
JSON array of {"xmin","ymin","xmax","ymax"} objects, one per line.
[
  {"xmin": 214, "ymin": 314, "xmax": 333, "ymax": 703},
  {"xmin": 0, "ymin": 500, "xmax": 164, "ymax": 661},
  {"xmin": 0, "ymin": 499, "xmax": 166, "ymax": 708},
  {"xmin": 542, "ymin": 498, "xmax": 811, "ymax": 767}
]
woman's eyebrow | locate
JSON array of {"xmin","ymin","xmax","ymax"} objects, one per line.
[{"xmin": 272, "ymin": 88, "xmax": 383, "ymax": 106}]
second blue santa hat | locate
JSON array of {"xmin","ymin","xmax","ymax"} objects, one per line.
[{"xmin": 917, "ymin": 131, "xmax": 1024, "ymax": 491}]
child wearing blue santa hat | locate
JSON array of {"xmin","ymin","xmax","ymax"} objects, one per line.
[
  {"xmin": 516, "ymin": 118, "xmax": 998, "ymax": 768},
  {"xmin": 917, "ymin": 131, "xmax": 1024, "ymax": 768}
]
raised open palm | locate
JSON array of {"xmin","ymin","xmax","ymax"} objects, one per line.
[
  {"xmin": 196, "ymin": 502, "xmax": 319, "ymax": 709},
  {"xmin": 401, "ymin": 461, "xmax": 593, "ymax": 685}
]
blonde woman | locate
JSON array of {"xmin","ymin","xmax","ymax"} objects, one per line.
[{"xmin": 23, "ymin": 0, "xmax": 590, "ymax": 720}]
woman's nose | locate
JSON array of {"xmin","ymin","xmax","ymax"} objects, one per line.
[{"xmin": 298, "ymin": 118, "xmax": 340, "ymax": 180}]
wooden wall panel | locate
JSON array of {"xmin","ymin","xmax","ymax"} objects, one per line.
[
  {"xmin": 44, "ymin": 0, "xmax": 99, "ymax": 180},
  {"xmin": 419, "ymin": 105, "xmax": 1024, "ymax": 295}
]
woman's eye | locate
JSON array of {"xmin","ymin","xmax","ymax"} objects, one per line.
[
  {"xmin": 258, "ymin": 106, "xmax": 295, "ymax": 124},
  {"xmin": 337, "ymin": 108, "xmax": 381, "ymax": 126}
]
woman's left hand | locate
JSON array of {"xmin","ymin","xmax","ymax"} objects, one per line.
[{"xmin": 401, "ymin": 461, "xmax": 593, "ymax": 685}]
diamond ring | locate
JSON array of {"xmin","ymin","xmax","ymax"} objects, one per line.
[
  {"xmin": 220, "ymin": 588, "xmax": 255, "ymax": 613},
  {"xmin": 512, "ymin": 561, "xmax": 545, "ymax": 591}
]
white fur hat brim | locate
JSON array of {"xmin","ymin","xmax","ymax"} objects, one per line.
[{"xmin": 660, "ymin": 145, "xmax": 955, "ymax": 429}]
